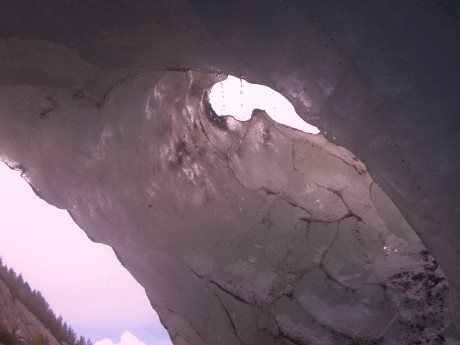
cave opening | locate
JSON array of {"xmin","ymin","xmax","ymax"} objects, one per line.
[
  {"xmin": 0, "ymin": 162, "xmax": 172, "ymax": 345},
  {"xmin": 208, "ymin": 75, "xmax": 320, "ymax": 134}
]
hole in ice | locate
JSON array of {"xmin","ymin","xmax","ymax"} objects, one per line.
[
  {"xmin": 208, "ymin": 75, "xmax": 320, "ymax": 134},
  {"xmin": 0, "ymin": 162, "xmax": 172, "ymax": 345}
]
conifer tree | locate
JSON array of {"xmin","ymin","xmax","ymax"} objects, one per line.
[{"xmin": 0, "ymin": 258, "xmax": 91, "ymax": 345}]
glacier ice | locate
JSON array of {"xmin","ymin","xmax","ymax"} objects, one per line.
[{"xmin": 1, "ymin": 70, "xmax": 458, "ymax": 344}]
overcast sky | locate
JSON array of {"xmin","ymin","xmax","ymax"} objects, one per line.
[
  {"xmin": 0, "ymin": 76, "xmax": 317, "ymax": 345},
  {"xmin": 0, "ymin": 163, "xmax": 172, "ymax": 345}
]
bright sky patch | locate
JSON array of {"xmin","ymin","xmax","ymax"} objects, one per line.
[
  {"xmin": 208, "ymin": 76, "xmax": 319, "ymax": 134},
  {"xmin": 0, "ymin": 163, "xmax": 171, "ymax": 345}
]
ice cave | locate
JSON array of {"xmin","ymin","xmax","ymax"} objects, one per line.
[{"xmin": 0, "ymin": 2, "xmax": 459, "ymax": 344}]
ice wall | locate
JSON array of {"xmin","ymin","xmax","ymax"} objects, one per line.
[
  {"xmin": 1, "ymin": 1, "xmax": 459, "ymax": 343},
  {"xmin": 1, "ymin": 70, "xmax": 458, "ymax": 344}
]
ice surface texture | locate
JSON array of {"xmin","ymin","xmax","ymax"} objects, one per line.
[
  {"xmin": 1, "ymin": 4, "xmax": 460, "ymax": 338},
  {"xmin": 1, "ymin": 3, "xmax": 460, "ymax": 342},
  {"xmin": 2, "ymin": 70, "xmax": 457, "ymax": 344}
]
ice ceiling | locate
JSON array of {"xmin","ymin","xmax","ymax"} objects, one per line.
[{"xmin": 0, "ymin": 1, "xmax": 459, "ymax": 345}]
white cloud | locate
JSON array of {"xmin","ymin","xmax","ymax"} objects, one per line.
[
  {"xmin": 95, "ymin": 331, "xmax": 145, "ymax": 345},
  {"xmin": 94, "ymin": 331, "xmax": 172, "ymax": 345}
]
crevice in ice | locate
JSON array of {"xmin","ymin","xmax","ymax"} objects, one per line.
[
  {"xmin": 208, "ymin": 76, "xmax": 320, "ymax": 135},
  {"xmin": 291, "ymin": 140, "xmax": 367, "ymax": 177},
  {"xmin": 209, "ymin": 290, "xmax": 245, "ymax": 345},
  {"xmin": 317, "ymin": 223, "xmax": 341, "ymax": 267},
  {"xmin": 300, "ymin": 211, "xmax": 361, "ymax": 225},
  {"xmin": 181, "ymin": 259, "xmax": 206, "ymax": 280},
  {"xmin": 208, "ymin": 280, "xmax": 257, "ymax": 307},
  {"xmin": 163, "ymin": 306, "xmax": 206, "ymax": 345}
]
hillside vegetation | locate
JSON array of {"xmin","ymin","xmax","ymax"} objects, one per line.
[{"xmin": 0, "ymin": 257, "xmax": 91, "ymax": 345}]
